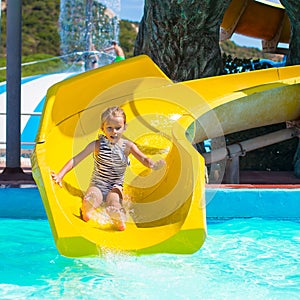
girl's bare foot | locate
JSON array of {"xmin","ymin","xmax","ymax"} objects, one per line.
[
  {"xmin": 81, "ymin": 193, "xmax": 99, "ymax": 222},
  {"xmin": 81, "ymin": 204, "xmax": 90, "ymax": 222},
  {"xmin": 106, "ymin": 206, "xmax": 126, "ymax": 231}
]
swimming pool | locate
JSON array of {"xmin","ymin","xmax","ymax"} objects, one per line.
[
  {"xmin": 0, "ymin": 217, "xmax": 299, "ymax": 299},
  {"xmin": 0, "ymin": 187, "xmax": 299, "ymax": 299}
]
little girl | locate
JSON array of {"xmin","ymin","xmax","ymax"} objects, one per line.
[{"xmin": 51, "ymin": 106, "xmax": 164, "ymax": 231}]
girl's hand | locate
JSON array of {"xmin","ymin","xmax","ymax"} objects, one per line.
[
  {"xmin": 151, "ymin": 159, "xmax": 165, "ymax": 170},
  {"xmin": 51, "ymin": 171, "xmax": 63, "ymax": 188}
]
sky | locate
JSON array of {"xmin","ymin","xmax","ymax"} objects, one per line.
[{"xmin": 120, "ymin": 0, "xmax": 282, "ymax": 50}]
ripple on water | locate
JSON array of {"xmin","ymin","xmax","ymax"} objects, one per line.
[{"xmin": 0, "ymin": 218, "xmax": 299, "ymax": 300}]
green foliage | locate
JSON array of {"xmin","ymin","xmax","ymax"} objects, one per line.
[
  {"xmin": 220, "ymin": 40, "xmax": 282, "ymax": 61},
  {"xmin": 21, "ymin": 54, "xmax": 68, "ymax": 76},
  {"xmin": 0, "ymin": 0, "xmax": 60, "ymax": 57},
  {"xmin": 0, "ymin": 1, "xmax": 284, "ymax": 80},
  {"xmin": 220, "ymin": 40, "xmax": 284, "ymax": 72},
  {"xmin": 21, "ymin": 0, "xmax": 61, "ymax": 56},
  {"xmin": 0, "ymin": 54, "xmax": 67, "ymax": 82},
  {"xmin": 119, "ymin": 20, "xmax": 139, "ymax": 58},
  {"xmin": 0, "ymin": 1, "xmax": 294, "ymax": 172}
]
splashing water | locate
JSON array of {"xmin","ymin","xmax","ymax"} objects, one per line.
[
  {"xmin": 1, "ymin": 218, "xmax": 299, "ymax": 299},
  {"xmin": 59, "ymin": 0, "xmax": 120, "ymax": 69}
]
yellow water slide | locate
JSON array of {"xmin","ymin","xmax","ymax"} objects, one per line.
[
  {"xmin": 32, "ymin": 55, "xmax": 300, "ymax": 258},
  {"xmin": 32, "ymin": 55, "xmax": 207, "ymax": 257},
  {"xmin": 221, "ymin": 0, "xmax": 290, "ymax": 53},
  {"xmin": 183, "ymin": 62, "xmax": 300, "ymax": 141}
]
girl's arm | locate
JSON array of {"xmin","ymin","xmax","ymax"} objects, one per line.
[
  {"xmin": 128, "ymin": 141, "xmax": 165, "ymax": 170},
  {"xmin": 51, "ymin": 140, "xmax": 96, "ymax": 187}
]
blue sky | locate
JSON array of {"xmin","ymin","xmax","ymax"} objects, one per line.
[
  {"xmin": 120, "ymin": 0, "xmax": 144, "ymax": 22},
  {"xmin": 120, "ymin": 0, "xmax": 282, "ymax": 50}
]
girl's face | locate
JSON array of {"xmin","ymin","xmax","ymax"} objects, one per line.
[{"xmin": 102, "ymin": 115, "xmax": 126, "ymax": 144}]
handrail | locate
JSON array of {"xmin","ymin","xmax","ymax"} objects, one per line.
[
  {"xmin": 0, "ymin": 112, "xmax": 42, "ymax": 116},
  {"xmin": 0, "ymin": 111, "xmax": 41, "ymax": 146},
  {"xmin": 0, "ymin": 51, "xmax": 115, "ymax": 71},
  {"xmin": 0, "ymin": 142, "xmax": 36, "ymax": 145}
]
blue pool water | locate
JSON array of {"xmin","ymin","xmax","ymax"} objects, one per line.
[{"xmin": 0, "ymin": 217, "xmax": 299, "ymax": 299}]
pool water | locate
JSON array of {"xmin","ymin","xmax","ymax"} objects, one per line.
[{"xmin": 0, "ymin": 218, "xmax": 299, "ymax": 299}]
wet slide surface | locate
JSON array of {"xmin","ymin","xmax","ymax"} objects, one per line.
[
  {"xmin": 32, "ymin": 55, "xmax": 300, "ymax": 257},
  {"xmin": 32, "ymin": 56, "xmax": 207, "ymax": 257}
]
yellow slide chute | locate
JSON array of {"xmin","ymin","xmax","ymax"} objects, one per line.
[
  {"xmin": 32, "ymin": 55, "xmax": 300, "ymax": 258},
  {"xmin": 32, "ymin": 55, "xmax": 207, "ymax": 257},
  {"xmin": 221, "ymin": 0, "xmax": 290, "ymax": 53}
]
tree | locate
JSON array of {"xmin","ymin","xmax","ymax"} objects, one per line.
[
  {"xmin": 279, "ymin": 0, "xmax": 300, "ymax": 177},
  {"xmin": 134, "ymin": 0, "xmax": 231, "ymax": 82},
  {"xmin": 134, "ymin": 0, "xmax": 300, "ymax": 179},
  {"xmin": 280, "ymin": 0, "xmax": 300, "ymax": 65}
]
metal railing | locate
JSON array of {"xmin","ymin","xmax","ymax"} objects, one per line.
[{"xmin": 0, "ymin": 111, "xmax": 42, "ymax": 146}]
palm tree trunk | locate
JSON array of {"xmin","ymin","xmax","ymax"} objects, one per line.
[
  {"xmin": 280, "ymin": 0, "xmax": 300, "ymax": 178},
  {"xmin": 134, "ymin": 0, "xmax": 231, "ymax": 81},
  {"xmin": 134, "ymin": 0, "xmax": 300, "ymax": 179},
  {"xmin": 280, "ymin": 0, "xmax": 300, "ymax": 65}
]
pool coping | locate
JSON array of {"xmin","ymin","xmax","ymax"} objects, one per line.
[
  {"xmin": 1, "ymin": 184, "xmax": 299, "ymax": 220},
  {"xmin": 1, "ymin": 169, "xmax": 300, "ymax": 187},
  {"xmin": 1, "ymin": 168, "xmax": 299, "ymax": 219}
]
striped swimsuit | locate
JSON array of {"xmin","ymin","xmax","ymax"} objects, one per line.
[{"xmin": 90, "ymin": 135, "xmax": 128, "ymax": 198}]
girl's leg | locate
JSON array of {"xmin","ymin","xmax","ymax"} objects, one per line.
[
  {"xmin": 106, "ymin": 188, "xmax": 126, "ymax": 231},
  {"xmin": 82, "ymin": 186, "xmax": 103, "ymax": 222}
]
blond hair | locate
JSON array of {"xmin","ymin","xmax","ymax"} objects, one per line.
[{"xmin": 100, "ymin": 106, "xmax": 126, "ymax": 127}]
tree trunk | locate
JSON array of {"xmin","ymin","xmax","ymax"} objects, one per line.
[
  {"xmin": 134, "ymin": 0, "xmax": 231, "ymax": 81},
  {"xmin": 280, "ymin": 0, "xmax": 300, "ymax": 178},
  {"xmin": 134, "ymin": 0, "xmax": 300, "ymax": 179},
  {"xmin": 280, "ymin": 0, "xmax": 300, "ymax": 65}
]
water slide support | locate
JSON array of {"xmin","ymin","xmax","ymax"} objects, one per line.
[
  {"xmin": 203, "ymin": 126, "xmax": 300, "ymax": 183},
  {"xmin": 0, "ymin": 0, "xmax": 32, "ymax": 181}
]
